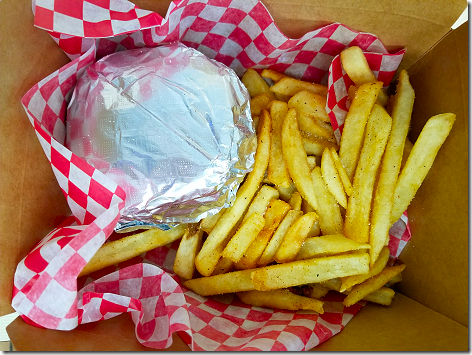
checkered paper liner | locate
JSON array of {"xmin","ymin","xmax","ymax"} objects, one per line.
[{"xmin": 12, "ymin": 0, "xmax": 410, "ymax": 350}]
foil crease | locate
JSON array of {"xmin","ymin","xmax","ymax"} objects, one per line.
[{"xmin": 66, "ymin": 43, "xmax": 255, "ymax": 230}]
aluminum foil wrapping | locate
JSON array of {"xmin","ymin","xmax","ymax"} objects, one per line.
[{"xmin": 66, "ymin": 43, "xmax": 255, "ymax": 231}]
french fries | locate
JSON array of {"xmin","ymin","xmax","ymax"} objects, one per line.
[
  {"xmin": 222, "ymin": 213, "xmax": 265, "ymax": 263},
  {"xmin": 174, "ymin": 63, "xmax": 454, "ymax": 315},
  {"xmin": 343, "ymin": 264, "xmax": 405, "ymax": 307},
  {"xmin": 252, "ymin": 253, "xmax": 370, "ymax": 291},
  {"xmin": 311, "ymin": 166, "xmax": 343, "ymax": 235},
  {"xmin": 267, "ymin": 100, "xmax": 292, "ymax": 188},
  {"xmin": 321, "ymin": 148, "xmax": 348, "ymax": 209},
  {"xmin": 274, "ymin": 212, "xmax": 318, "ymax": 263},
  {"xmin": 338, "ymin": 81, "xmax": 383, "ymax": 181},
  {"xmin": 242, "ymin": 68, "xmax": 275, "ymax": 100},
  {"xmin": 369, "ymin": 70, "xmax": 415, "ymax": 266},
  {"xmin": 235, "ymin": 199, "xmax": 291, "ymax": 269},
  {"xmin": 281, "ymin": 108, "xmax": 319, "ymax": 210},
  {"xmin": 257, "ymin": 209, "xmax": 303, "ymax": 267},
  {"xmin": 344, "ymin": 104, "xmax": 392, "ymax": 243},
  {"xmin": 173, "ymin": 224, "xmax": 204, "ymax": 280},
  {"xmin": 295, "ymin": 235, "xmax": 371, "ymax": 260},
  {"xmin": 80, "ymin": 223, "xmax": 187, "ymax": 277},
  {"xmin": 237, "ymin": 289, "xmax": 324, "ymax": 314}
]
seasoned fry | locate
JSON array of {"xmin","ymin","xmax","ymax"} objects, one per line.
[
  {"xmin": 242, "ymin": 68, "xmax": 275, "ymax": 100},
  {"xmin": 306, "ymin": 155, "xmax": 318, "ymax": 171},
  {"xmin": 261, "ymin": 68, "xmax": 288, "ymax": 82},
  {"xmin": 242, "ymin": 185, "xmax": 279, "ymax": 223},
  {"xmin": 173, "ymin": 224, "xmax": 204, "ymax": 280},
  {"xmin": 306, "ymin": 284, "xmax": 330, "ymax": 299},
  {"xmin": 340, "ymin": 46, "xmax": 388, "ymax": 107},
  {"xmin": 237, "ymin": 289, "xmax": 324, "ymax": 314},
  {"xmin": 339, "ymin": 246, "xmax": 390, "ymax": 292},
  {"xmin": 288, "ymin": 90, "xmax": 330, "ymax": 122},
  {"xmin": 250, "ymin": 93, "xmax": 273, "ymax": 116},
  {"xmin": 321, "ymin": 148, "xmax": 348, "ymax": 209},
  {"xmin": 370, "ymin": 70, "xmax": 415, "ymax": 266},
  {"xmin": 274, "ymin": 212, "xmax": 318, "ymax": 263},
  {"xmin": 268, "ymin": 100, "xmax": 292, "ymax": 188},
  {"xmin": 298, "ymin": 112, "xmax": 336, "ymax": 142},
  {"xmin": 270, "ymin": 77, "xmax": 328, "ymax": 97},
  {"xmin": 311, "ymin": 166, "xmax": 343, "ymax": 235},
  {"xmin": 295, "ymin": 234, "xmax": 371, "ymax": 260},
  {"xmin": 80, "ymin": 223, "xmax": 187, "ymax": 277},
  {"xmin": 236, "ymin": 199, "xmax": 291, "ymax": 269},
  {"xmin": 391, "ymin": 113, "xmax": 456, "ymax": 223},
  {"xmin": 195, "ymin": 110, "xmax": 271, "ymax": 276},
  {"xmin": 339, "ymin": 81, "xmax": 383, "ymax": 181},
  {"xmin": 343, "ymin": 264, "xmax": 405, "ymax": 307},
  {"xmin": 361, "ymin": 287, "xmax": 395, "ymax": 306},
  {"xmin": 222, "ymin": 213, "xmax": 265, "ymax": 263},
  {"xmin": 289, "ymin": 191, "xmax": 302, "ymax": 211},
  {"xmin": 252, "ymin": 253, "xmax": 370, "ymax": 291},
  {"xmin": 183, "ymin": 269, "xmax": 256, "ymax": 296},
  {"xmin": 340, "ymin": 46, "xmax": 377, "ymax": 86},
  {"xmin": 344, "ymin": 104, "xmax": 392, "ymax": 243},
  {"xmin": 257, "ymin": 209, "xmax": 303, "ymax": 267},
  {"xmin": 329, "ymin": 147, "xmax": 353, "ymax": 196},
  {"xmin": 200, "ymin": 208, "xmax": 225, "ymax": 234},
  {"xmin": 302, "ymin": 136, "xmax": 338, "ymax": 156},
  {"xmin": 211, "ymin": 257, "xmax": 234, "ymax": 276},
  {"xmin": 323, "ymin": 278, "xmax": 396, "ymax": 306},
  {"xmin": 282, "ymin": 108, "xmax": 319, "ymax": 210}
]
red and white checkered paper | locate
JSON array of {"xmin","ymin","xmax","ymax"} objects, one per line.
[{"xmin": 13, "ymin": 0, "xmax": 410, "ymax": 350}]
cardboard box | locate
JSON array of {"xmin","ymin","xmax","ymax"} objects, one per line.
[{"xmin": 1, "ymin": 0, "xmax": 468, "ymax": 351}]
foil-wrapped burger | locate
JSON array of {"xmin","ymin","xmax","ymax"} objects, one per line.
[{"xmin": 66, "ymin": 43, "xmax": 255, "ymax": 231}]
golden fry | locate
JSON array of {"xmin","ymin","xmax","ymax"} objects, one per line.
[
  {"xmin": 80, "ymin": 224, "xmax": 187, "ymax": 277},
  {"xmin": 311, "ymin": 166, "xmax": 343, "ymax": 235},
  {"xmin": 274, "ymin": 212, "xmax": 318, "ymax": 263},
  {"xmin": 370, "ymin": 70, "xmax": 415, "ymax": 266},
  {"xmin": 282, "ymin": 109, "xmax": 319, "ymax": 210},
  {"xmin": 339, "ymin": 81, "xmax": 383, "ymax": 181},
  {"xmin": 257, "ymin": 209, "xmax": 303, "ymax": 267},
  {"xmin": 173, "ymin": 224, "xmax": 204, "ymax": 280},
  {"xmin": 344, "ymin": 104, "xmax": 392, "ymax": 243},
  {"xmin": 391, "ymin": 113, "xmax": 455, "ymax": 223},
  {"xmin": 267, "ymin": 100, "xmax": 292, "ymax": 188},
  {"xmin": 296, "ymin": 234, "xmax": 371, "ymax": 260},
  {"xmin": 343, "ymin": 264, "xmax": 405, "ymax": 307},
  {"xmin": 252, "ymin": 253, "xmax": 370, "ymax": 291},
  {"xmin": 237, "ymin": 289, "xmax": 324, "ymax": 314},
  {"xmin": 242, "ymin": 68, "xmax": 275, "ymax": 99}
]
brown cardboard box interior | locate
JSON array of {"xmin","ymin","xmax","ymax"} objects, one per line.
[{"xmin": 1, "ymin": 0, "xmax": 468, "ymax": 351}]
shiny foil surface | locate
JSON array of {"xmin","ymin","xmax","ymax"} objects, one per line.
[{"xmin": 66, "ymin": 43, "xmax": 255, "ymax": 230}]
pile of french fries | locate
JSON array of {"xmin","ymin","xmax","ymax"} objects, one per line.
[{"xmin": 81, "ymin": 46, "xmax": 455, "ymax": 314}]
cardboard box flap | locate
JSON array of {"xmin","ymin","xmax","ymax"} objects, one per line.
[
  {"xmin": 397, "ymin": 21, "xmax": 469, "ymax": 327},
  {"xmin": 230, "ymin": 0, "xmax": 467, "ymax": 72},
  {"xmin": 134, "ymin": 0, "xmax": 467, "ymax": 73}
]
